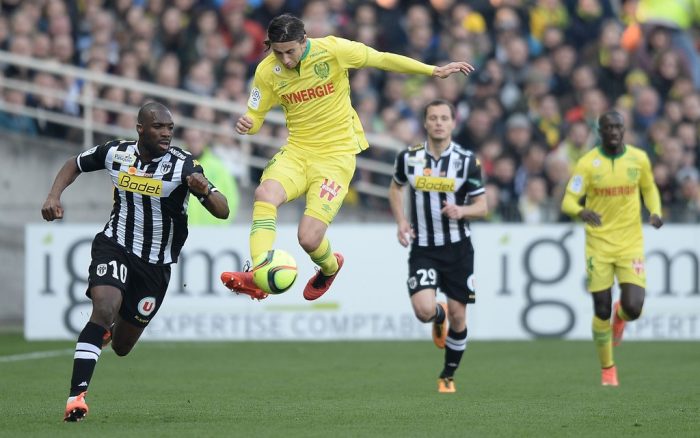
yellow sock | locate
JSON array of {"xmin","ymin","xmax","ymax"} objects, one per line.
[
  {"xmin": 616, "ymin": 302, "xmax": 632, "ymax": 321},
  {"xmin": 250, "ymin": 201, "xmax": 277, "ymax": 260},
  {"xmin": 307, "ymin": 237, "xmax": 338, "ymax": 275},
  {"xmin": 592, "ymin": 316, "xmax": 614, "ymax": 368}
]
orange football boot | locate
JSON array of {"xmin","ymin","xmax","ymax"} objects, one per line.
[
  {"xmin": 221, "ymin": 270, "xmax": 268, "ymax": 300},
  {"xmin": 303, "ymin": 253, "xmax": 344, "ymax": 301},
  {"xmin": 64, "ymin": 391, "xmax": 89, "ymax": 422},
  {"xmin": 438, "ymin": 377, "xmax": 456, "ymax": 393},
  {"xmin": 601, "ymin": 365, "xmax": 619, "ymax": 387},
  {"xmin": 432, "ymin": 302, "xmax": 448, "ymax": 349},
  {"xmin": 612, "ymin": 301, "xmax": 626, "ymax": 347}
]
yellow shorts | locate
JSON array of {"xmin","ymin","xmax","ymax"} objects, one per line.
[
  {"xmin": 585, "ymin": 251, "xmax": 647, "ymax": 292},
  {"xmin": 261, "ymin": 146, "xmax": 356, "ymax": 224}
]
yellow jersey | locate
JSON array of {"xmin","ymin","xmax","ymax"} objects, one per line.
[
  {"xmin": 561, "ymin": 145, "xmax": 661, "ymax": 255},
  {"xmin": 245, "ymin": 36, "xmax": 435, "ymax": 156}
]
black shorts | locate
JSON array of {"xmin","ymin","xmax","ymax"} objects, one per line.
[
  {"xmin": 407, "ymin": 238, "xmax": 475, "ymax": 304},
  {"xmin": 86, "ymin": 233, "xmax": 171, "ymax": 328}
]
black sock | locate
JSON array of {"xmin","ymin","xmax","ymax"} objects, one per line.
[
  {"xmin": 432, "ymin": 303, "xmax": 446, "ymax": 324},
  {"xmin": 440, "ymin": 328, "xmax": 467, "ymax": 378},
  {"xmin": 69, "ymin": 321, "xmax": 107, "ymax": 397}
]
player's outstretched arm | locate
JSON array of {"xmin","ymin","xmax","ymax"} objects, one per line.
[
  {"xmin": 41, "ymin": 157, "xmax": 81, "ymax": 221},
  {"xmin": 360, "ymin": 44, "xmax": 474, "ymax": 78},
  {"xmin": 432, "ymin": 62, "xmax": 475, "ymax": 79}
]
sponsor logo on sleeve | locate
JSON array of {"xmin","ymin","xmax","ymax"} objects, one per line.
[
  {"xmin": 571, "ymin": 175, "xmax": 583, "ymax": 193},
  {"xmin": 249, "ymin": 87, "xmax": 261, "ymax": 110}
]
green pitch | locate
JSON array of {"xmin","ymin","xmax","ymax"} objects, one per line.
[{"xmin": 1, "ymin": 334, "xmax": 698, "ymax": 437}]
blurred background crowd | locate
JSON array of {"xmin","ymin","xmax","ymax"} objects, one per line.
[{"xmin": 1, "ymin": 0, "xmax": 700, "ymax": 223}]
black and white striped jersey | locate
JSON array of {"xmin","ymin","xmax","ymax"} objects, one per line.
[
  {"xmin": 393, "ymin": 141, "xmax": 485, "ymax": 247},
  {"xmin": 76, "ymin": 139, "xmax": 211, "ymax": 264}
]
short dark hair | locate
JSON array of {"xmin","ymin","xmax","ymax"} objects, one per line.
[
  {"xmin": 265, "ymin": 14, "xmax": 306, "ymax": 49},
  {"xmin": 598, "ymin": 110, "xmax": 623, "ymax": 126},
  {"xmin": 423, "ymin": 99, "xmax": 456, "ymax": 120},
  {"xmin": 137, "ymin": 101, "xmax": 169, "ymax": 124}
]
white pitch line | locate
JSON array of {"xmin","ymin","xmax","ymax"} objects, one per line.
[{"xmin": 0, "ymin": 348, "xmax": 74, "ymax": 363}]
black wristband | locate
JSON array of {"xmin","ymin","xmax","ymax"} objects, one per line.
[{"xmin": 196, "ymin": 187, "xmax": 212, "ymax": 204}]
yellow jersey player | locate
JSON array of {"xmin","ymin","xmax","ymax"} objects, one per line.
[
  {"xmin": 562, "ymin": 111, "xmax": 663, "ymax": 387},
  {"xmin": 221, "ymin": 14, "xmax": 474, "ymax": 300}
]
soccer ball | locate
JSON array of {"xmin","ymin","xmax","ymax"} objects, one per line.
[{"xmin": 252, "ymin": 249, "xmax": 298, "ymax": 294}]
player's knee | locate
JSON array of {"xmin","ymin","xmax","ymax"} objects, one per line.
[
  {"xmin": 111, "ymin": 342, "xmax": 133, "ymax": 357},
  {"xmin": 254, "ymin": 183, "xmax": 284, "ymax": 205},
  {"xmin": 622, "ymin": 303, "xmax": 643, "ymax": 320},
  {"xmin": 594, "ymin": 303, "xmax": 612, "ymax": 320},
  {"xmin": 91, "ymin": 304, "xmax": 118, "ymax": 328},
  {"xmin": 414, "ymin": 307, "xmax": 435, "ymax": 323},
  {"xmin": 298, "ymin": 232, "xmax": 322, "ymax": 253}
]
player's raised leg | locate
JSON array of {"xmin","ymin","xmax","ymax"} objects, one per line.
[
  {"xmin": 410, "ymin": 288, "xmax": 447, "ymax": 347},
  {"xmin": 221, "ymin": 180, "xmax": 288, "ymax": 299},
  {"xmin": 613, "ymin": 283, "xmax": 646, "ymax": 346},
  {"xmin": 299, "ymin": 215, "xmax": 344, "ymax": 300},
  {"xmin": 301, "ymin": 159, "xmax": 353, "ymax": 300},
  {"xmin": 64, "ymin": 286, "xmax": 120, "ymax": 422}
]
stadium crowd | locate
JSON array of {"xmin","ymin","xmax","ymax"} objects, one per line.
[{"xmin": 1, "ymin": 0, "xmax": 699, "ymax": 222}]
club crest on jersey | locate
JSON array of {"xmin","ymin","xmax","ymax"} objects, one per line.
[
  {"xmin": 138, "ymin": 297, "xmax": 157, "ymax": 316},
  {"xmin": 627, "ymin": 168, "xmax": 640, "ymax": 182},
  {"xmin": 159, "ymin": 161, "xmax": 173, "ymax": 175},
  {"xmin": 319, "ymin": 178, "xmax": 341, "ymax": 201},
  {"xmin": 96, "ymin": 264, "xmax": 108, "ymax": 276},
  {"xmin": 314, "ymin": 61, "xmax": 330, "ymax": 79},
  {"xmin": 113, "ymin": 151, "xmax": 136, "ymax": 165},
  {"xmin": 452, "ymin": 159, "xmax": 463, "ymax": 172}
]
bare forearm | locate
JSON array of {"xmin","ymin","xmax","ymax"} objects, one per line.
[
  {"xmin": 48, "ymin": 157, "xmax": 81, "ymax": 198},
  {"xmin": 203, "ymin": 192, "xmax": 230, "ymax": 219},
  {"xmin": 388, "ymin": 182, "xmax": 407, "ymax": 223}
]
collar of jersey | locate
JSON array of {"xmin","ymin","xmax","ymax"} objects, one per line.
[
  {"xmin": 597, "ymin": 144, "xmax": 626, "ymax": 159},
  {"xmin": 424, "ymin": 141, "xmax": 454, "ymax": 159},
  {"xmin": 135, "ymin": 143, "xmax": 167, "ymax": 163},
  {"xmin": 300, "ymin": 39, "xmax": 311, "ymax": 62}
]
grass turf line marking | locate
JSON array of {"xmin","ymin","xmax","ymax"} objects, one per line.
[{"xmin": 0, "ymin": 348, "xmax": 74, "ymax": 363}]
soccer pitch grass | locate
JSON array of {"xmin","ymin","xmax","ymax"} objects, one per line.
[{"xmin": 1, "ymin": 334, "xmax": 698, "ymax": 437}]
